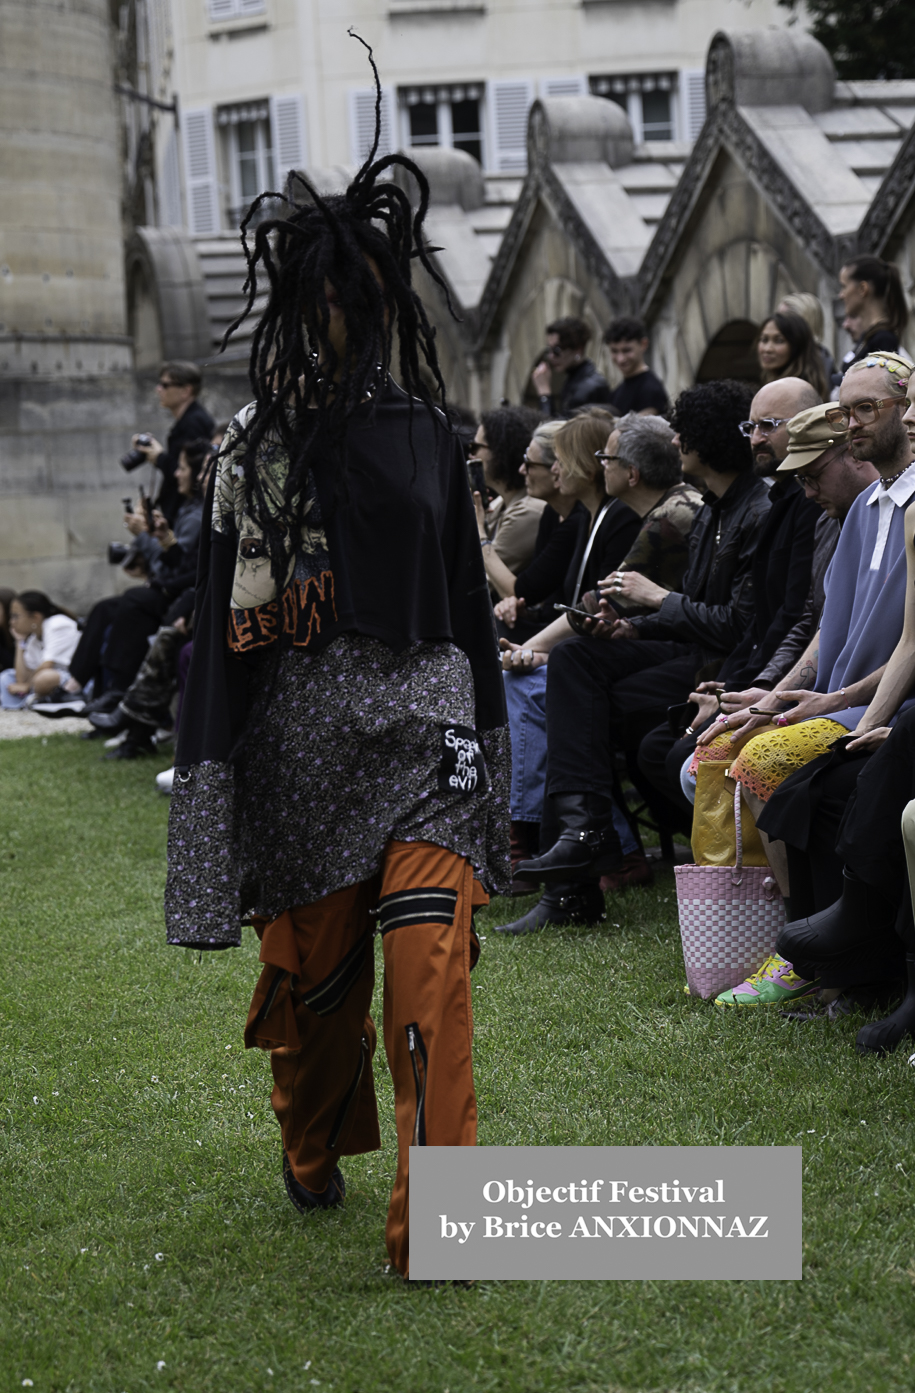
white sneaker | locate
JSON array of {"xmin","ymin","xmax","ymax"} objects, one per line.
[{"xmin": 156, "ymin": 766, "xmax": 175, "ymax": 794}]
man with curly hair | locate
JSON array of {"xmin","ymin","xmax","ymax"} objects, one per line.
[{"xmin": 499, "ymin": 378, "xmax": 770, "ymax": 933}]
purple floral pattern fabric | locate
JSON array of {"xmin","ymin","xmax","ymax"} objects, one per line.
[{"xmin": 165, "ymin": 636, "xmax": 511, "ymax": 948}]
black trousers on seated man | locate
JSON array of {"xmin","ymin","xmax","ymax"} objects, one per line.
[
  {"xmin": 503, "ymin": 635, "xmax": 701, "ymax": 935},
  {"xmin": 544, "ymin": 636, "xmax": 698, "ymax": 796},
  {"xmin": 70, "ymin": 587, "xmax": 170, "ymax": 694},
  {"xmin": 773, "ymin": 706, "xmax": 915, "ymax": 1054}
]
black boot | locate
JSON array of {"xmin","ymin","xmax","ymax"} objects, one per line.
[
  {"xmin": 856, "ymin": 956, "xmax": 915, "ymax": 1055},
  {"xmin": 777, "ymin": 868, "xmax": 898, "ymax": 966},
  {"xmin": 516, "ymin": 793, "xmax": 623, "ymax": 884},
  {"xmin": 492, "ymin": 881, "xmax": 605, "ymax": 936}
]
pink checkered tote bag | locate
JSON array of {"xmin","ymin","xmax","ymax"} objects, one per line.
[{"xmin": 674, "ymin": 782, "xmax": 785, "ymax": 999}]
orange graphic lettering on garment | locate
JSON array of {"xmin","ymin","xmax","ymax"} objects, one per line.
[{"xmin": 227, "ymin": 572, "xmax": 337, "ymax": 654}]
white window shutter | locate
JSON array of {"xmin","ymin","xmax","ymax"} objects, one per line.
[
  {"xmin": 538, "ymin": 75, "xmax": 587, "ymax": 100},
  {"xmin": 681, "ymin": 69, "xmax": 706, "ymax": 142},
  {"xmin": 348, "ymin": 86, "xmax": 395, "ymax": 166},
  {"xmin": 239, "ymin": 0, "xmax": 266, "ymax": 13},
  {"xmin": 182, "ymin": 106, "xmax": 220, "ymax": 235},
  {"xmin": 271, "ymin": 94, "xmax": 307, "ymax": 183},
  {"xmin": 208, "ymin": 0, "xmax": 236, "ymax": 20},
  {"xmin": 488, "ymin": 79, "xmax": 534, "ymax": 172}
]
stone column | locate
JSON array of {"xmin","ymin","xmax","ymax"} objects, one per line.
[{"xmin": 0, "ymin": 0, "xmax": 137, "ymax": 609}]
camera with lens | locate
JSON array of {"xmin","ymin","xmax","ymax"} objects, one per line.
[
  {"xmin": 120, "ymin": 432, "xmax": 153, "ymax": 472},
  {"xmin": 108, "ymin": 542, "xmax": 131, "ymax": 565}
]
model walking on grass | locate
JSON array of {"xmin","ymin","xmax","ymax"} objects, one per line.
[{"xmin": 164, "ymin": 51, "xmax": 510, "ymax": 1279}]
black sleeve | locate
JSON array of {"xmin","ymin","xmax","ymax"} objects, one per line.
[
  {"xmin": 514, "ymin": 510, "xmax": 580, "ymax": 604},
  {"xmin": 632, "ymin": 508, "xmax": 764, "ymax": 650},
  {"xmin": 442, "ymin": 436, "xmax": 507, "ymax": 733},
  {"xmin": 165, "ymin": 588, "xmax": 196, "ymax": 625}
]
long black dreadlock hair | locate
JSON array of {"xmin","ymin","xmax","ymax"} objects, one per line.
[{"xmin": 221, "ymin": 32, "xmax": 455, "ymax": 589}]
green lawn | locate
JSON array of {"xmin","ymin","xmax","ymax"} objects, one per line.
[{"xmin": 1, "ymin": 733, "xmax": 914, "ymax": 1393}]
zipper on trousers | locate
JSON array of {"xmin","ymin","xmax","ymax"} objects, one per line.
[
  {"xmin": 253, "ymin": 968, "xmax": 288, "ymax": 1026},
  {"xmin": 406, "ymin": 1022, "xmax": 428, "ymax": 1146},
  {"xmin": 326, "ymin": 1034, "xmax": 368, "ymax": 1151}
]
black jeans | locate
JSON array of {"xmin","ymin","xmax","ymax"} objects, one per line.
[
  {"xmin": 544, "ymin": 635, "xmax": 698, "ymax": 797},
  {"xmin": 70, "ymin": 587, "xmax": 169, "ymax": 693}
]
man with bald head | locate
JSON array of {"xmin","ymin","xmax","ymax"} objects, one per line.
[{"xmin": 633, "ymin": 378, "xmax": 822, "ymax": 831}]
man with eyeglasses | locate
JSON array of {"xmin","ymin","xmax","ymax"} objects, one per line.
[
  {"xmin": 686, "ymin": 354, "xmax": 915, "ymax": 1004},
  {"xmin": 531, "ymin": 317, "xmax": 614, "ymax": 419},
  {"xmin": 129, "ymin": 360, "xmax": 215, "ymax": 524}
]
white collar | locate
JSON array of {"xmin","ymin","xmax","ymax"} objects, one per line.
[{"xmin": 865, "ymin": 460, "xmax": 915, "ymax": 508}]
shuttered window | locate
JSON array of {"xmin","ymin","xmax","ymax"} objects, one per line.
[
  {"xmin": 681, "ymin": 69, "xmax": 706, "ymax": 141},
  {"xmin": 349, "ymin": 87, "xmax": 395, "ymax": 166},
  {"xmin": 183, "ymin": 107, "xmax": 220, "ymax": 235},
  {"xmin": 208, "ymin": 0, "xmax": 266, "ymax": 19},
  {"xmin": 538, "ymin": 75, "xmax": 587, "ymax": 100},
  {"xmin": 487, "ymin": 79, "xmax": 534, "ymax": 173},
  {"xmin": 271, "ymin": 94, "xmax": 307, "ymax": 182}
]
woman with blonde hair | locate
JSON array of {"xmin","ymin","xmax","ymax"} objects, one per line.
[{"xmin": 777, "ymin": 292, "xmax": 837, "ymax": 387}]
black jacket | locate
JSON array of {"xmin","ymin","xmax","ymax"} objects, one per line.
[
  {"xmin": 631, "ymin": 471, "xmax": 771, "ymax": 662},
  {"xmin": 541, "ymin": 359, "xmax": 614, "ymax": 419},
  {"xmin": 514, "ymin": 504, "xmax": 586, "ymax": 613},
  {"xmin": 156, "ymin": 398, "xmax": 216, "ymax": 524},
  {"xmin": 176, "ymin": 382, "xmax": 507, "ymax": 771},
  {"xmin": 718, "ymin": 476, "xmax": 820, "ymax": 686}
]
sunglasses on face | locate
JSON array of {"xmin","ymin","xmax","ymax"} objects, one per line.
[
  {"xmin": 737, "ymin": 418, "xmax": 788, "ymax": 437},
  {"xmin": 544, "ymin": 345, "xmax": 564, "ymax": 358},
  {"xmin": 522, "ymin": 454, "xmax": 551, "ymax": 469},
  {"xmin": 157, "ymin": 379, "xmax": 178, "ymax": 389},
  {"xmin": 824, "ymin": 398, "xmax": 903, "ymax": 427}
]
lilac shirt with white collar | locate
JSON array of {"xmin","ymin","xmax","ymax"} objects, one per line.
[{"xmin": 815, "ymin": 460, "xmax": 915, "ymax": 729}]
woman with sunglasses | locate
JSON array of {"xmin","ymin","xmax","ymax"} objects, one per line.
[{"xmin": 485, "ymin": 420, "xmax": 588, "ymax": 641}]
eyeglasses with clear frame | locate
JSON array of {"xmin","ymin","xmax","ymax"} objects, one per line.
[
  {"xmin": 824, "ymin": 398, "xmax": 904, "ymax": 427},
  {"xmin": 737, "ymin": 418, "xmax": 789, "ymax": 438}
]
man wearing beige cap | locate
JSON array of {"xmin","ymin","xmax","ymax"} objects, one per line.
[{"xmin": 777, "ymin": 401, "xmax": 879, "ymax": 521}]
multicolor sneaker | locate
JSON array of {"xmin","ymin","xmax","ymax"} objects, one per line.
[{"xmin": 714, "ymin": 955, "xmax": 818, "ymax": 1006}]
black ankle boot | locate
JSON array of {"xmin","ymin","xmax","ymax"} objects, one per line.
[
  {"xmin": 856, "ymin": 956, "xmax": 915, "ymax": 1055},
  {"xmin": 492, "ymin": 881, "xmax": 605, "ymax": 936},
  {"xmin": 777, "ymin": 868, "xmax": 898, "ymax": 966},
  {"xmin": 516, "ymin": 793, "xmax": 623, "ymax": 884}
]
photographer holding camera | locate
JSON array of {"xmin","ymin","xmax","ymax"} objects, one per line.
[
  {"xmin": 123, "ymin": 361, "xmax": 214, "ymax": 524},
  {"xmin": 36, "ymin": 440, "xmax": 213, "ymax": 714}
]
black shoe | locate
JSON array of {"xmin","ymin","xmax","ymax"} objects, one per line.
[
  {"xmin": 777, "ymin": 868, "xmax": 899, "ymax": 970},
  {"xmin": 516, "ymin": 792, "xmax": 622, "ymax": 884},
  {"xmin": 493, "ymin": 881, "xmax": 605, "ymax": 936},
  {"xmin": 89, "ymin": 705, "xmax": 129, "ymax": 733},
  {"xmin": 856, "ymin": 956, "xmax": 915, "ymax": 1056},
  {"xmin": 282, "ymin": 1151, "xmax": 345, "ymax": 1212},
  {"xmin": 82, "ymin": 689, "xmax": 126, "ymax": 716},
  {"xmin": 104, "ymin": 732, "xmax": 155, "ymax": 759},
  {"xmin": 32, "ymin": 687, "xmax": 87, "ymax": 717}
]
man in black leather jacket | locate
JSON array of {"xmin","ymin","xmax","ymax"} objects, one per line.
[
  {"xmin": 532, "ymin": 316, "xmax": 614, "ymax": 418},
  {"xmin": 500, "ymin": 379, "xmax": 770, "ymax": 933}
]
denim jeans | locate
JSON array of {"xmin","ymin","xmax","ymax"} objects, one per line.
[
  {"xmin": 503, "ymin": 668, "xmax": 638, "ymax": 854},
  {"xmin": 0, "ymin": 668, "xmax": 28, "ymax": 708}
]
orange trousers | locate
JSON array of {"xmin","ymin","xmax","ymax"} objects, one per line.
[{"xmin": 244, "ymin": 840, "xmax": 487, "ymax": 1276}]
